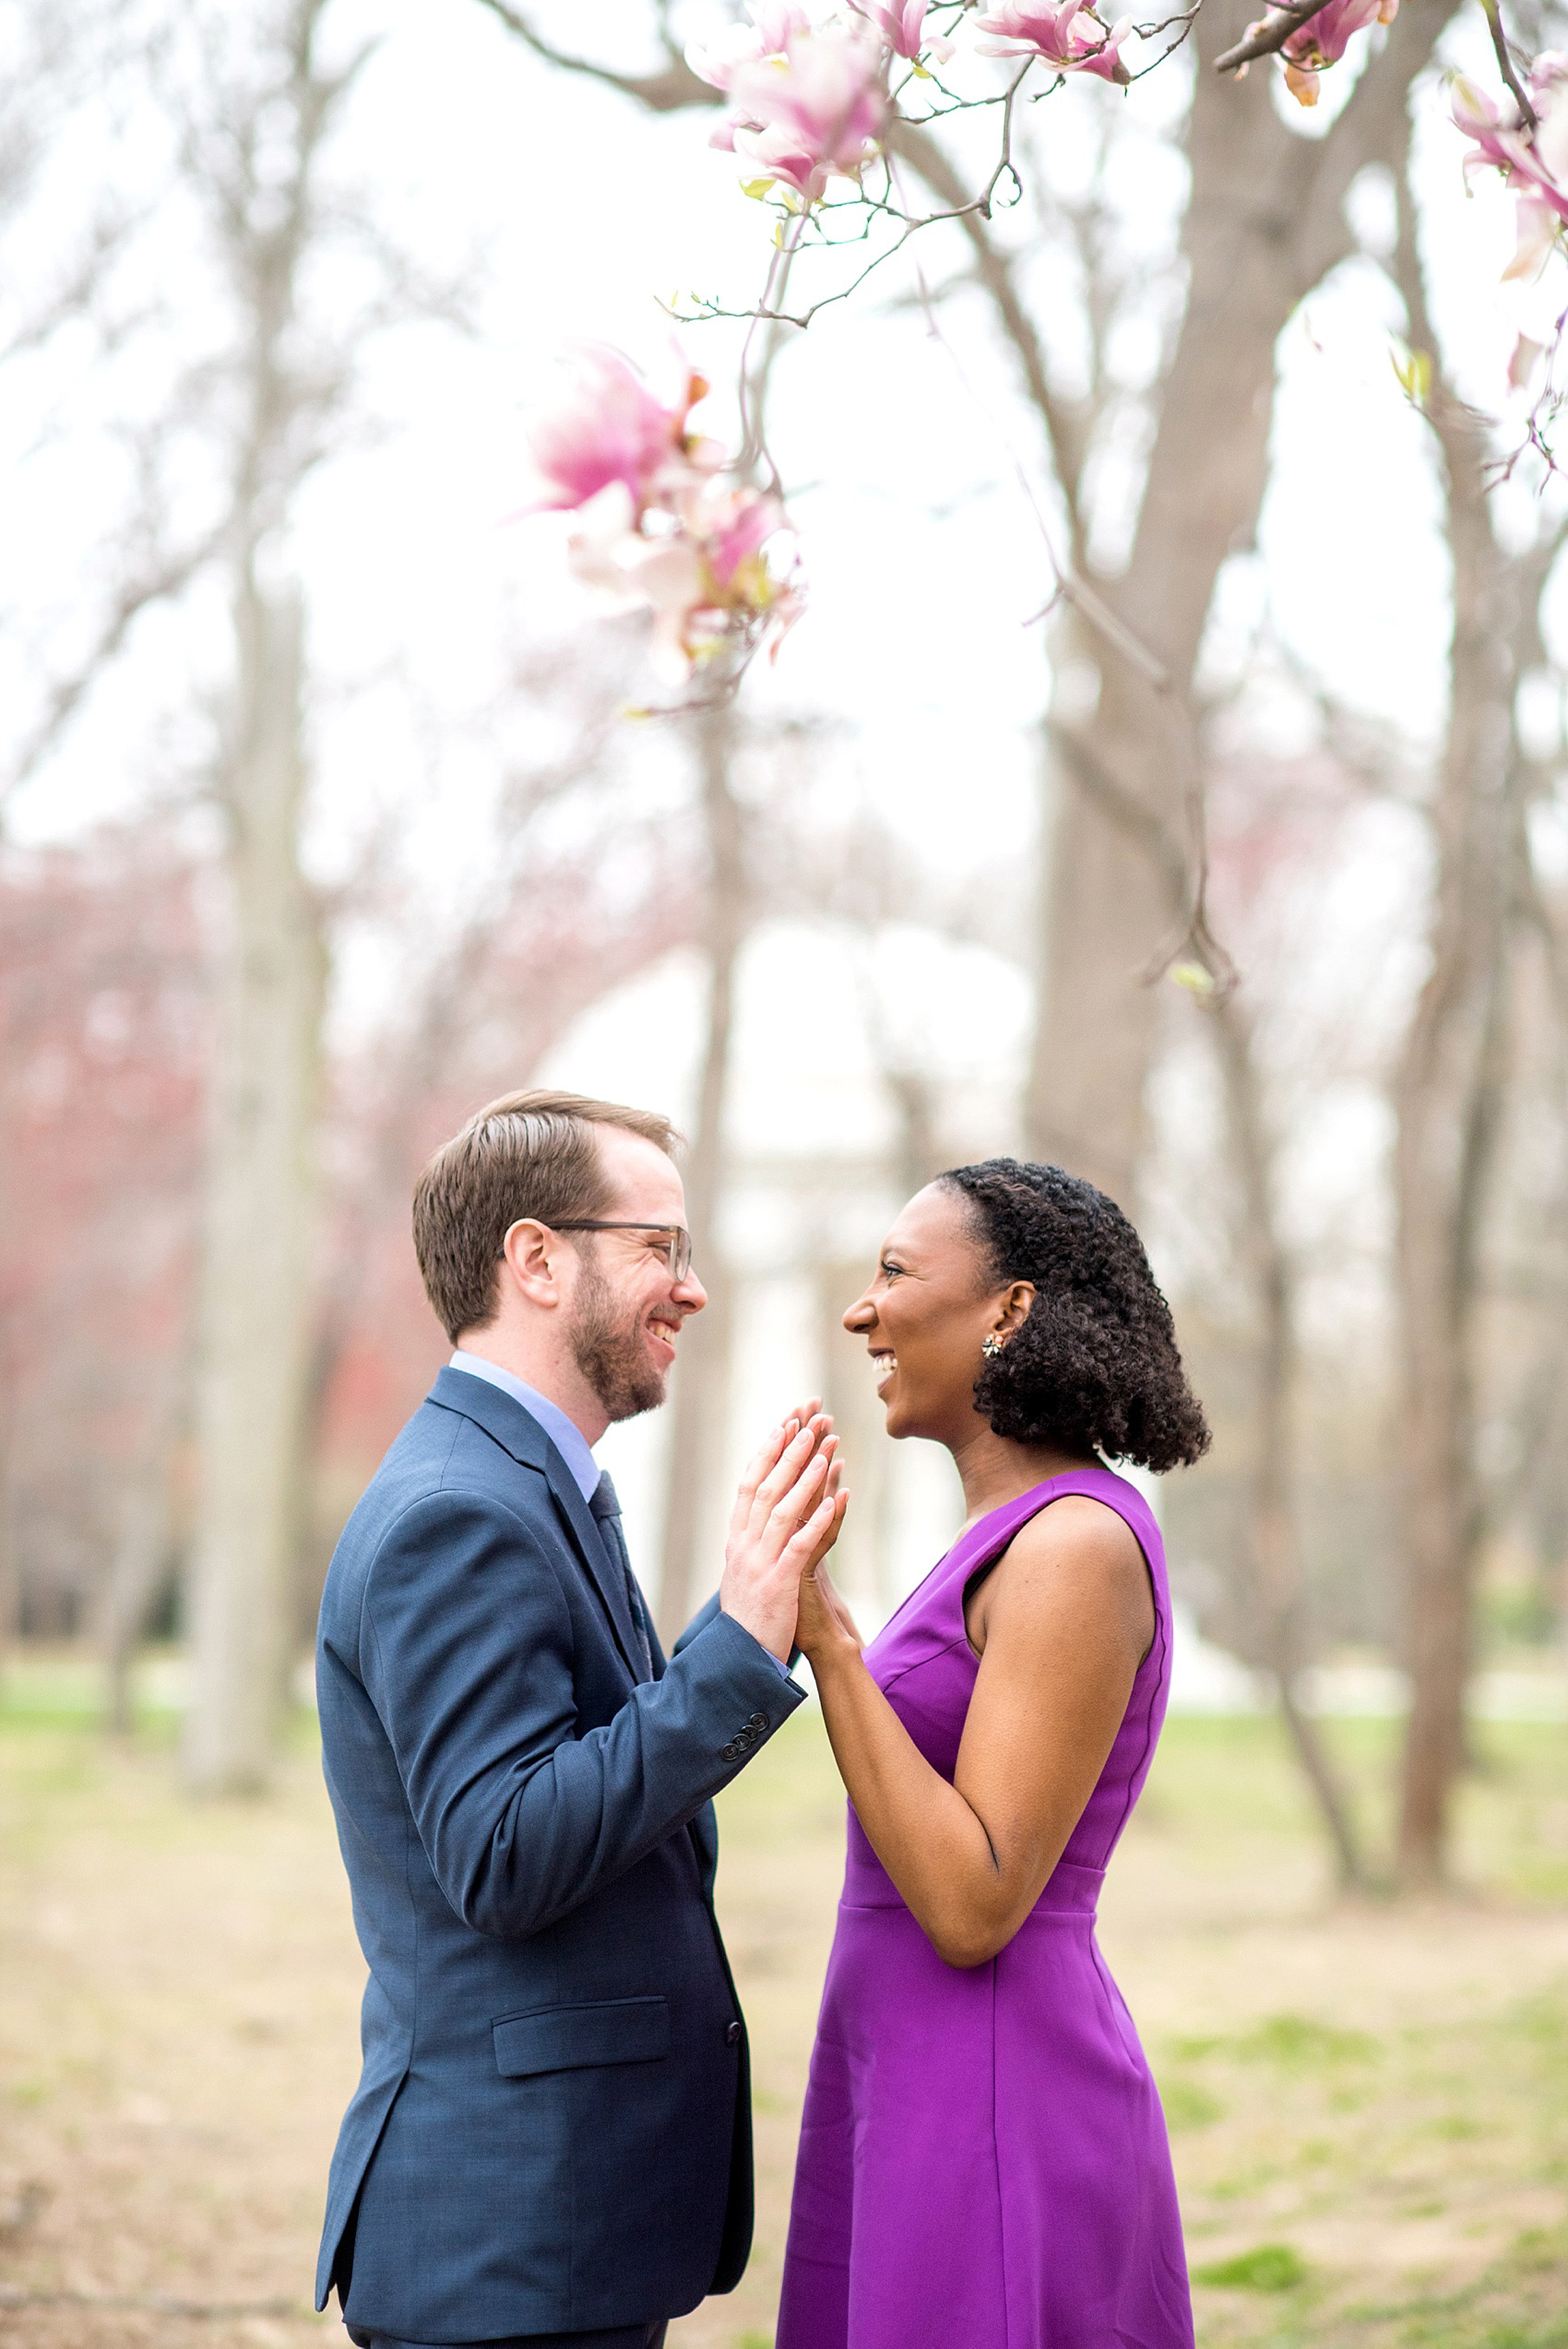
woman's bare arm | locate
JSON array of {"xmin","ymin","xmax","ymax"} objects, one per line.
[{"xmin": 796, "ymin": 1497, "xmax": 1154, "ymax": 1969}]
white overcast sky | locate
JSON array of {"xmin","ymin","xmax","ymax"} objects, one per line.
[{"xmin": 12, "ymin": 0, "xmax": 1562, "ymax": 864}]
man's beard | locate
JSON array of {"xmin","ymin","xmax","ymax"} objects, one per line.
[{"xmin": 568, "ymin": 1260, "xmax": 669, "ymax": 1424}]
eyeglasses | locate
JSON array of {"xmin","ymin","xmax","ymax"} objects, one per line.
[{"xmin": 551, "ymin": 1222, "xmax": 694, "ymax": 1281}]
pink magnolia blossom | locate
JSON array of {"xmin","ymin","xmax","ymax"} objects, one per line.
[
  {"xmin": 563, "ymin": 481, "xmax": 683, "ymax": 599},
  {"xmin": 645, "ymin": 483, "xmax": 805, "ymax": 677},
  {"xmin": 523, "ymin": 345, "xmax": 708, "ymax": 515},
  {"xmin": 854, "ymin": 0, "xmax": 956, "ymax": 64},
  {"xmin": 540, "ymin": 411, "xmax": 803, "ymax": 684},
  {"xmin": 562, "ymin": 488, "xmax": 704, "ymax": 679},
  {"xmin": 702, "ymin": 485, "xmax": 789, "ymax": 590},
  {"xmin": 725, "ymin": 26, "xmax": 888, "ymax": 202},
  {"xmin": 1509, "ymin": 330, "xmax": 1546, "ymax": 390},
  {"xmin": 972, "ymin": 0, "xmax": 1132, "ymax": 85},
  {"xmin": 1454, "ymin": 57, "xmax": 1568, "ymax": 280},
  {"xmin": 687, "ymin": 1, "xmax": 813, "ymax": 101},
  {"xmin": 1277, "ymin": 0, "xmax": 1397, "ymax": 107}
]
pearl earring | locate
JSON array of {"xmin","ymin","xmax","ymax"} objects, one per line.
[{"xmin": 981, "ymin": 1334, "xmax": 1004, "ymax": 1359}]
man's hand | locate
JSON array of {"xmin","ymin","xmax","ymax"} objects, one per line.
[{"xmin": 720, "ymin": 1413, "xmax": 849, "ymax": 1662}]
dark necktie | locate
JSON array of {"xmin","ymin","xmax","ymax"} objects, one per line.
[{"xmin": 589, "ymin": 1471, "xmax": 653, "ymax": 1682}]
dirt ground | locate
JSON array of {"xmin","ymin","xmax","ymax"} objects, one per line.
[{"xmin": 1, "ymin": 1671, "xmax": 1566, "ymax": 2349}]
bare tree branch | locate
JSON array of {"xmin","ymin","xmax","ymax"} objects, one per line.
[
  {"xmin": 470, "ymin": 0, "xmax": 713, "ymax": 112},
  {"xmin": 889, "ymin": 118, "xmax": 1092, "ymax": 559},
  {"xmin": 0, "ymin": 525, "xmax": 227, "ymax": 817},
  {"xmin": 1048, "ymin": 714, "xmax": 1236, "ymax": 987}
]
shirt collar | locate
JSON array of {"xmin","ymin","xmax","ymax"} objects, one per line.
[{"xmin": 447, "ymin": 1351, "xmax": 600, "ymax": 1500}]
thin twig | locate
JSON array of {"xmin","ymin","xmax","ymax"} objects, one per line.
[
  {"xmin": 1479, "ymin": 0, "xmax": 1537, "ymax": 129},
  {"xmin": 1048, "ymin": 719, "xmax": 1238, "ymax": 995},
  {"xmin": 1215, "ymin": 0, "xmax": 1333, "ymax": 77},
  {"xmin": 1024, "ymin": 577, "xmax": 1172, "ymax": 690},
  {"xmin": 885, "ymin": 136, "xmax": 1177, "ymax": 694}
]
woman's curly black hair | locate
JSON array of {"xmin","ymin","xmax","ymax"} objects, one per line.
[{"xmin": 940, "ymin": 1158, "xmax": 1210, "ymax": 1473}]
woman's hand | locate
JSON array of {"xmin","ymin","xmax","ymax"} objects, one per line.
[
  {"xmin": 795, "ymin": 1551, "xmax": 863, "ymax": 1671},
  {"xmin": 719, "ymin": 1411, "xmax": 848, "ymax": 1662}
]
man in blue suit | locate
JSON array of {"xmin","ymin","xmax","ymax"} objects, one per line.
[{"xmin": 315, "ymin": 1089, "xmax": 844, "ymax": 2349}]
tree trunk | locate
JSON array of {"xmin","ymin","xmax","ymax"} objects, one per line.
[
  {"xmin": 0, "ymin": 1398, "xmax": 16, "ymax": 1654},
  {"xmin": 1394, "ymin": 875, "xmax": 1510, "ymax": 1886},
  {"xmin": 655, "ymin": 707, "xmax": 745, "ymax": 1645},
  {"xmin": 97, "ymin": 1353, "xmax": 189, "ymax": 1736},
  {"xmin": 1052, "ymin": 717, "xmax": 1367, "ymax": 1878},
  {"xmin": 184, "ymin": 580, "xmax": 325, "ymax": 1793},
  {"xmin": 1388, "ymin": 192, "xmax": 1520, "ymax": 1886},
  {"xmin": 0, "ymin": 1115, "xmax": 17, "ymax": 1653},
  {"xmin": 1209, "ymin": 991, "xmax": 1366, "ymax": 1886},
  {"xmin": 1026, "ymin": 0, "xmax": 1455, "ymax": 1200}
]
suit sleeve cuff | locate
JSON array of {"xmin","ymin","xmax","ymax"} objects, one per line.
[
  {"xmin": 678, "ymin": 1604, "xmax": 806, "ymax": 1762},
  {"xmin": 675, "ymin": 1594, "xmax": 798, "ymax": 1682}
]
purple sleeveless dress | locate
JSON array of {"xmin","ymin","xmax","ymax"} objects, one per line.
[{"xmin": 776, "ymin": 1470, "xmax": 1194, "ymax": 2349}]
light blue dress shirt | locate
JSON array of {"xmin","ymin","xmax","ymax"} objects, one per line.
[{"xmin": 448, "ymin": 1352, "xmax": 600, "ymax": 1499}]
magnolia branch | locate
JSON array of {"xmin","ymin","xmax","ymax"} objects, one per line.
[
  {"xmin": 676, "ymin": 61, "xmax": 1035, "ymax": 334},
  {"xmin": 1214, "ymin": 0, "xmax": 1340, "ymax": 77},
  {"xmin": 492, "ymin": 0, "xmax": 1568, "ymax": 699},
  {"xmin": 1479, "ymin": 0, "xmax": 1536, "ymax": 127}
]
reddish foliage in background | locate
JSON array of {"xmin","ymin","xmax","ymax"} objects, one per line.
[
  {"xmin": 305, "ymin": 817, "xmax": 701, "ymax": 1563},
  {"xmin": 1, "ymin": 789, "xmax": 703, "ymax": 1634},
  {"xmin": 0, "ymin": 825, "xmax": 210, "ymax": 1631}
]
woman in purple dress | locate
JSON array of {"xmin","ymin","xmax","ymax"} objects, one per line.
[{"xmin": 778, "ymin": 1158, "xmax": 1209, "ymax": 2349}]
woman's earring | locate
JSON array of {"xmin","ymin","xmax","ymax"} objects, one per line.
[{"xmin": 981, "ymin": 1334, "xmax": 1004, "ymax": 1360}]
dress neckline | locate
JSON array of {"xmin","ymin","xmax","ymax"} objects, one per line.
[
  {"xmin": 875, "ymin": 1466, "xmax": 1147, "ymax": 1650},
  {"xmin": 947, "ymin": 1464, "xmax": 1149, "ymax": 1568}
]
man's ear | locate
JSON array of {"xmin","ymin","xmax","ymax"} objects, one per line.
[{"xmin": 500, "ymin": 1219, "xmax": 564, "ymax": 1310}]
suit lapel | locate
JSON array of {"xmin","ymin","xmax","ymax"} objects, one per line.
[{"xmin": 428, "ymin": 1368, "xmax": 642, "ymax": 1682}]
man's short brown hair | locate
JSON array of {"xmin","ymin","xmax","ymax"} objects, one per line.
[{"xmin": 412, "ymin": 1089, "xmax": 680, "ymax": 1343}]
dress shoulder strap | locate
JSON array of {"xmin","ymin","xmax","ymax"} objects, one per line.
[{"xmin": 943, "ymin": 1466, "xmax": 1167, "ymax": 1609}]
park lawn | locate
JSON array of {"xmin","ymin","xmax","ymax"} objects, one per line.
[{"xmin": 0, "ymin": 1667, "xmax": 1563, "ymax": 2349}]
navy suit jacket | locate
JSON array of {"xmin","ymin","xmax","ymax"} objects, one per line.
[{"xmin": 314, "ymin": 1366, "xmax": 804, "ymax": 2339}]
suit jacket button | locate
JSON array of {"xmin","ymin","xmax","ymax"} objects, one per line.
[
  {"xmin": 744, "ymin": 1711, "xmax": 768, "ymax": 1735},
  {"xmin": 725, "ymin": 2021, "xmax": 742, "ymax": 2045}
]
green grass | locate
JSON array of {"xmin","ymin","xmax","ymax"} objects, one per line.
[
  {"xmin": 1194, "ymin": 2245, "xmax": 1312, "ymax": 2292},
  {"xmin": 1, "ymin": 1663, "xmax": 1566, "ymax": 2349},
  {"xmin": 1174, "ymin": 2017, "xmax": 1381, "ymax": 2069},
  {"xmin": 1137, "ymin": 1710, "xmax": 1568, "ymax": 1905}
]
